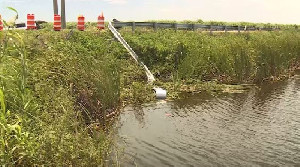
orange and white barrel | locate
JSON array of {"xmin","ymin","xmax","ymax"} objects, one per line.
[
  {"xmin": 27, "ymin": 14, "xmax": 36, "ymax": 30},
  {"xmin": 97, "ymin": 12, "xmax": 105, "ymax": 30},
  {"xmin": 77, "ymin": 15, "xmax": 85, "ymax": 31},
  {"xmin": 54, "ymin": 14, "xmax": 61, "ymax": 31},
  {"xmin": 0, "ymin": 14, "xmax": 3, "ymax": 31}
]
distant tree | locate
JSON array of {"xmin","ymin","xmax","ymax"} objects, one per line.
[{"xmin": 196, "ymin": 19, "xmax": 204, "ymax": 24}]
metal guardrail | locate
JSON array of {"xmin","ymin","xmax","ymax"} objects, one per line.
[{"xmin": 112, "ymin": 22, "xmax": 279, "ymax": 32}]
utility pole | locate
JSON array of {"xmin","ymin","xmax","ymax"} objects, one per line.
[
  {"xmin": 53, "ymin": 0, "xmax": 58, "ymax": 15},
  {"xmin": 61, "ymin": 0, "xmax": 66, "ymax": 29}
]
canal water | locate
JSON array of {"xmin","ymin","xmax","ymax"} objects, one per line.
[{"xmin": 116, "ymin": 74, "xmax": 300, "ymax": 166}]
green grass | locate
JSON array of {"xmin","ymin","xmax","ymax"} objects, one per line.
[
  {"xmin": 1, "ymin": 23, "xmax": 300, "ymax": 165},
  {"xmin": 121, "ymin": 29, "xmax": 300, "ymax": 84},
  {"xmin": 0, "ymin": 29, "xmax": 127, "ymax": 166}
]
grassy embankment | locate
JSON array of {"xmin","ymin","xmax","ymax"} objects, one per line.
[
  {"xmin": 0, "ymin": 29, "xmax": 140, "ymax": 166},
  {"xmin": 1, "ymin": 23, "xmax": 300, "ymax": 165},
  {"xmin": 120, "ymin": 28, "xmax": 300, "ymax": 98}
]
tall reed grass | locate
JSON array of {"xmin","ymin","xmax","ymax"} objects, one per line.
[
  {"xmin": 121, "ymin": 29, "xmax": 300, "ymax": 84},
  {"xmin": 0, "ymin": 29, "xmax": 126, "ymax": 165}
]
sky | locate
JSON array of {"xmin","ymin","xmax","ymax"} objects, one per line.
[{"xmin": 0, "ymin": 0, "xmax": 299, "ymax": 24}]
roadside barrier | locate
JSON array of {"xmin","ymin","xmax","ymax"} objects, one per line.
[
  {"xmin": 54, "ymin": 14, "xmax": 61, "ymax": 31},
  {"xmin": 27, "ymin": 14, "xmax": 36, "ymax": 30},
  {"xmin": 112, "ymin": 22, "xmax": 281, "ymax": 32},
  {"xmin": 77, "ymin": 15, "xmax": 85, "ymax": 31},
  {"xmin": 97, "ymin": 12, "xmax": 105, "ymax": 30}
]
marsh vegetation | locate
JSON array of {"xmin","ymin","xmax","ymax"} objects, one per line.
[{"xmin": 1, "ymin": 23, "xmax": 300, "ymax": 165}]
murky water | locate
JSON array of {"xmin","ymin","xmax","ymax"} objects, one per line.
[{"xmin": 117, "ymin": 74, "xmax": 300, "ymax": 167}]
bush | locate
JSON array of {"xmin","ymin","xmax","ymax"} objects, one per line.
[
  {"xmin": 121, "ymin": 29, "xmax": 300, "ymax": 84},
  {"xmin": 0, "ymin": 29, "xmax": 125, "ymax": 165}
]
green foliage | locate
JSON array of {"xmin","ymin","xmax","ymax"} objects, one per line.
[
  {"xmin": 121, "ymin": 81, "xmax": 154, "ymax": 104},
  {"xmin": 0, "ymin": 29, "xmax": 126, "ymax": 165},
  {"xmin": 121, "ymin": 29, "xmax": 300, "ymax": 84},
  {"xmin": 7, "ymin": 7, "xmax": 18, "ymax": 15},
  {"xmin": 0, "ymin": 89, "xmax": 37, "ymax": 166},
  {"xmin": 1, "ymin": 19, "xmax": 300, "ymax": 166}
]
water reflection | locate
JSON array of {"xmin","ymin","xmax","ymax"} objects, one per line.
[
  {"xmin": 132, "ymin": 105, "xmax": 145, "ymax": 127},
  {"xmin": 117, "ymin": 74, "xmax": 300, "ymax": 167}
]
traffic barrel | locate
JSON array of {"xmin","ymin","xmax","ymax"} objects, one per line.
[
  {"xmin": 77, "ymin": 15, "xmax": 85, "ymax": 31},
  {"xmin": 27, "ymin": 14, "xmax": 36, "ymax": 30},
  {"xmin": 97, "ymin": 12, "xmax": 105, "ymax": 30},
  {"xmin": 54, "ymin": 14, "xmax": 61, "ymax": 31},
  {"xmin": 0, "ymin": 14, "xmax": 3, "ymax": 31}
]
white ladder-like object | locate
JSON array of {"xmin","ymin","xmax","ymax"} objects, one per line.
[{"xmin": 108, "ymin": 22, "xmax": 167, "ymax": 99}]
